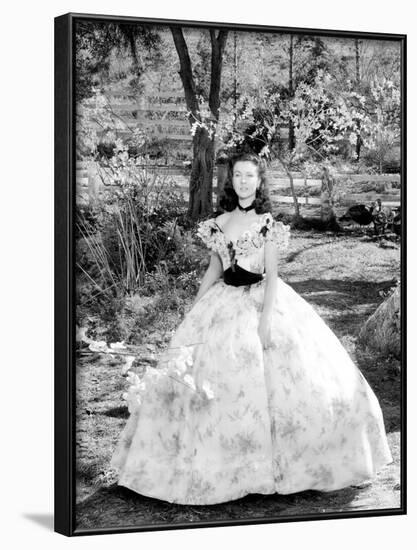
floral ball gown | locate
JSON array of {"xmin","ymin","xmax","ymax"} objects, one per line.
[{"xmin": 111, "ymin": 212, "xmax": 392, "ymax": 505}]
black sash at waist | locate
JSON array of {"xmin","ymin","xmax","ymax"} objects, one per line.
[{"xmin": 223, "ymin": 264, "xmax": 264, "ymax": 287}]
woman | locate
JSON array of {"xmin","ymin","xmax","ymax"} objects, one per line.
[{"xmin": 111, "ymin": 152, "xmax": 392, "ymax": 505}]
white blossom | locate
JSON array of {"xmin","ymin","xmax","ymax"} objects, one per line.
[
  {"xmin": 110, "ymin": 341, "xmax": 127, "ymax": 350},
  {"xmin": 89, "ymin": 341, "xmax": 109, "ymax": 353},
  {"xmin": 202, "ymin": 380, "xmax": 215, "ymax": 400},
  {"xmin": 121, "ymin": 355, "xmax": 136, "ymax": 375},
  {"xmin": 183, "ymin": 374, "xmax": 196, "ymax": 391}
]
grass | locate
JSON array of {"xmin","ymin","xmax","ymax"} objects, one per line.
[{"xmin": 75, "ymin": 222, "xmax": 402, "ymax": 532}]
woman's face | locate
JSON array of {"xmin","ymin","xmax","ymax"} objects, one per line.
[{"xmin": 232, "ymin": 161, "xmax": 260, "ymax": 201}]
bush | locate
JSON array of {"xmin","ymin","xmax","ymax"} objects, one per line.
[
  {"xmin": 75, "ymin": 161, "xmax": 210, "ymax": 344},
  {"xmin": 279, "ymin": 185, "xmax": 321, "ymax": 198},
  {"xmin": 361, "ymin": 146, "xmax": 400, "ymax": 174},
  {"xmin": 75, "ymin": 163, "xmax": 189, "ymax": 298}
]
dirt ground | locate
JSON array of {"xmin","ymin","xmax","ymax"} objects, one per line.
[{"xmin": 75, "ymin": 224, "xmax": 402, "ymax": 533}]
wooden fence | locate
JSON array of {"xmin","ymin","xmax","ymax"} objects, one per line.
[{"xmin": 76, "ymin": 160, "xmax": 401, "ymax": 208}]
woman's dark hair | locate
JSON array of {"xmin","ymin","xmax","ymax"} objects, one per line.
[{"xmin": 218, "ymin": 152, "xmax": 272, "ymax": 214}]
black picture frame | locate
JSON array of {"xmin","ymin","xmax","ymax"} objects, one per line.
[{"xmin": 55, "ymin": 12, "xmax": 407, "ymax": 537}]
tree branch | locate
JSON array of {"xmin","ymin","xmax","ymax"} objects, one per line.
[
  {"xmin": 209, "ymin": 30, "xmax": 228, "ymax": 119},
  {"xmin": 125, "ymin": 28, "xmax": 141, "ymax": 75},
  {"xmin": 170, "ymin": 27, "xmax": 200, "ymax": 119}
]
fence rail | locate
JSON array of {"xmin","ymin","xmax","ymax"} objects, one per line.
[{"xmin": 75, "ymin": 161, "xmax": 401, "ymax": 209}]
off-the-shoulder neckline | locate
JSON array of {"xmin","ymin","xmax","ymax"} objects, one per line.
[{"xmin": 212, "ymin": 212, "xmax": 272, "ymax": 244}]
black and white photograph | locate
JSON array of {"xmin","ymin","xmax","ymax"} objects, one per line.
[{"xmin": 55, "ymin": 12, "xmax": 405, "ymax": 536}]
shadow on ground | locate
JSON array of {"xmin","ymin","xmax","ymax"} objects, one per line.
[
  {"xmin": 75, "ymin": 483, "xmax": 384, "ymax": 531},
  {"xmin": 290, "ymin": 278, "xmax": 397, "ymax": 336},
  {"xmin": 290, "ymin": 278, "xmax": 396, "ymax": 305}
]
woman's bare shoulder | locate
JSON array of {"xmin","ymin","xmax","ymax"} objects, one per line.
[{"xmin": 215, "ymin": 211, "xmax": 233, "ymax": 228}]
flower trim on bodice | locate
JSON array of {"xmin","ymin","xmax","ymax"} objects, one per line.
[{"xmin": 196, "ymin": 213, "xmax": 290, "ymax": 268}]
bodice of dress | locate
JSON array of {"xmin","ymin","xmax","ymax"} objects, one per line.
[{"xmin": 197, "ymin": 212, "xmax": 290, "ymax": 275}]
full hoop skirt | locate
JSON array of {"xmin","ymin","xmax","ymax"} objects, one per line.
[{"xmin": 111, "ymin": 276, "xmax": 392, "ymax": 505}]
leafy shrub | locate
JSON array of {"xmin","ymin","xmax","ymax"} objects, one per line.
[
  {"xmin": 361, "ymin": 146, "xmax": 400, "ymax": 174},
  {"xmin": 76, "ymin": 158, "xmax": 190, "ymax": 297},
  {"xmin": 75, "ymin": 203, "xmax": 103, "ymax": 235}
]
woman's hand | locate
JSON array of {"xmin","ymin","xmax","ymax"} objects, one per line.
[
  {"xmin": 192, "ymin": 252, "xmax": 223, "ymax": 307},
  {"xmin": 258, "ymin": 314, "xmax": 272, "ymax": 350}
]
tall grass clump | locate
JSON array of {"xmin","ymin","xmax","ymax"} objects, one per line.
[
  {"xmin": 76, "ymin": 93, "xmax": 189, "ymax": 299},
  {"xmin": 75, "ymin": 151, "xmax": 189, "ymax": 303}
]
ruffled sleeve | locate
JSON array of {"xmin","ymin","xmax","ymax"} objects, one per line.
[
  {"xmin": 196, "ymin": 218, "xmax": 222, "ymax": 252},
  {"xmin": 260, "ymin": 214, "xmax": 290, "ymax": 250}
]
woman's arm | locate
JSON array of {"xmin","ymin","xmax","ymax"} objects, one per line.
[
  {"xmin": 258, "ymin": 240, "xmax": 278, "ymax": 349},
  {"xmin": 192, "ymin": 251, "xmax": 223, "ymax": 307}
]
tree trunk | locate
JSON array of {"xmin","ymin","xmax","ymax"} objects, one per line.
[
  {"xmin": 279, "ymin": 157, "xmax": 300, "ymax": 218},
  {"xmin": 288, "ymin": 171, "xmax": 300, "ymax": 218},
  {"xmin": 188, "ymin": 127, "xmax": 215, "ymax": 219},
  {"xmin": 233, "ymin": 31, "xmax": 238, "ymax": 117},
  {"xmin": 171, "ymin": 27, "xmax": 227, "ymax": 221},
  {"xmin": 288, "ymin": 34, "xmax": 295, "ymax": 151},
  {"xmin": 355, "ymin": 128, "xmax": 362, "ymax": 161},
  {"xmin": 355, "ymin": 38, "xmax": 362, "ymax": 161},
  {"xmin": 302, "ymin": 173, "xmax": 309, "ymax": 205},
  {"xmin": 358, "ymin": 285, "xmax": 400, "ymax": 358},
  {"xmin": 320, "ymin": 167, "xmax": 337, "ymax": 225}
]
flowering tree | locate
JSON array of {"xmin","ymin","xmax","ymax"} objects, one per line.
[
  {"xmin": 359, "ymin": 78, "xmax": 401, "ymax": 174},
  {"xmin": 204, "ymin": 71, "xmax": 362, "ymax": 221}
]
